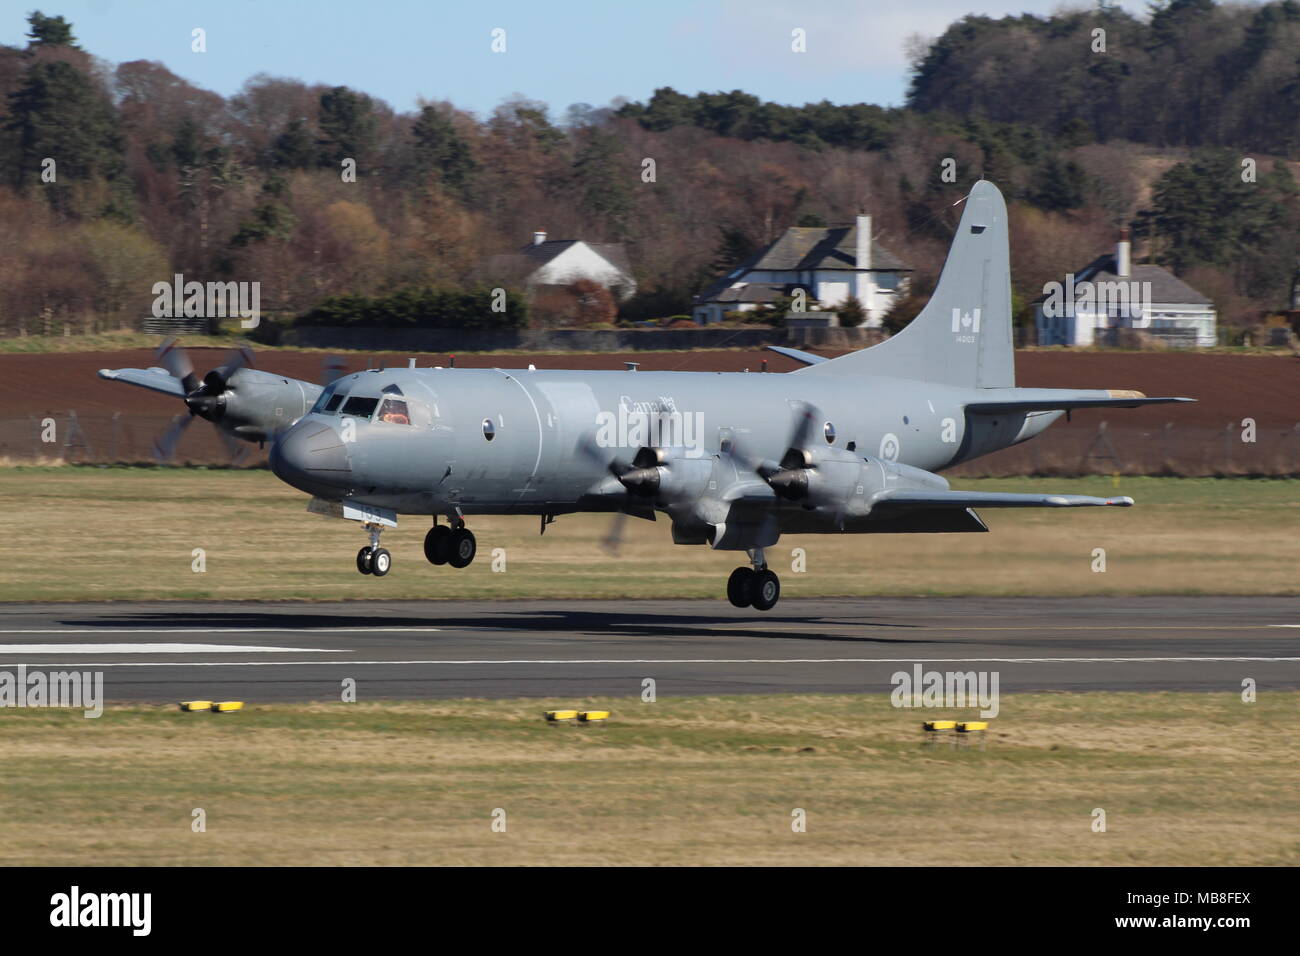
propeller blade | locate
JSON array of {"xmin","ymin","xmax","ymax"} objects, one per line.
[
  {"xmin": 156, "ymin": 337, "xmax": 199, "ymax": 394},
  {"xmin": 152, "ymin": 412, "xmax": 194, "ymax": 463},
  {"xmin": 576, "ymin": 431, "xmax": 633, "ymax": 478},
  {"xmin": 321, "ymin": 355, "xmax": 347, "ymax": 385},
  {"xmin": 208, "ymin": 343, "xmax": 254, "ymax": 390},
  {"xmin": 213, "ymin": 423, "xmax": 250, "ymax": 466},
  {"xmin": 788, "ymin": 401, "xmax": 820, "ymax": 452},
  {"xmin": 600, "ymin": 510, "xmax": 628, "ymax": 555}
]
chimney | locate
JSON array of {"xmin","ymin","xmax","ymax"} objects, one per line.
[
  {"xmin": 855, "ymin": 214, "xmax": 872, "ymax": 271},
  {"xmin": 533, "ymin": 230, "xmax": 547, "ymax": 246},
  {"xmin": 1116, "ymin": 227, "xmax": 1131, "ymax": 278}
]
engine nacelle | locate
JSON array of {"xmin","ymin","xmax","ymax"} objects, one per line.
[{"xmin": 221, "ymin": 369, "xmax": 322, "ymax": 441}]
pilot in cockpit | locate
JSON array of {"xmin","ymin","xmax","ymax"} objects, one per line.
[{"xmin": 377, "ymin": 396, "xmax": 410, "ymax": 426}]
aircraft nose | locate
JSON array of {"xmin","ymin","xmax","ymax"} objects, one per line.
[{"xmin": 269, "ymin": 418, "xmax": 352, "ymax": 497}]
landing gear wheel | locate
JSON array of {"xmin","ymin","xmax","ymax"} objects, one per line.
[
  {"xmin": 370, "ymin": 547, "xmax": 392, "ymax": 577},
  {"xmin": 751, "ymin": 569, "xmax": 780, "ymax": 611},
  {"xmin": 448, "ymin": 528, "xmax": 477, "ymax": 568},
  {"xmin": 727, "ymin": 567, "xmax": 756, "ymax": 608},
  {"xmin": 424, "ymin": 525, "xmax": 452, "ymax": 565},
  {"xmin": 356, "ymin": 547, "xmax": 374, "ymax": 575}
]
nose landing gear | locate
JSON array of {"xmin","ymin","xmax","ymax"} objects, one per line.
[
  {"xmin": 356, "ymin": 523, "xmax": 391, "ymax": 577},
  {"xmin": 726, "ymin": 548, "xmax": 780, "ymax": 611}
]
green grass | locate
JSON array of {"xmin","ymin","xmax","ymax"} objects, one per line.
[
  {"xmin": 1, "ymin": 692, "xmax": 1296, "ymax": 865},
  {"xmin": 0, "ymin": 469, "xmax": 1294, "ymax": 601}
]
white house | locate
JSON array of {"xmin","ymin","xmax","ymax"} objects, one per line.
[
  {"xmin": 692, "ymin": 214, "xmax": 912, "ymax": 326},
  {"xmin": 490, "ymin": 231, "xmax": 636, "ymax": 301},
  {"xmin": 1035, "ymin": 230, "xmax": 1217, "ymax": 347}
]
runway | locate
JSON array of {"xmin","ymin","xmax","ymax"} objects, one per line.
[{"xmin": 0, "ymin": 596, "xmax": 1297, "ymax": 702}]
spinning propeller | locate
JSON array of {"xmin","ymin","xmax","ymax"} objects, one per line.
[{"xmin": 153, "ymin": 338, "xmax": 255, "ymax": 463}]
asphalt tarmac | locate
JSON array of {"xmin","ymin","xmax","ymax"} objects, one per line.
[{"xmin": 0, "ymin": 596, "xmax": 1296, "ymax": 702}]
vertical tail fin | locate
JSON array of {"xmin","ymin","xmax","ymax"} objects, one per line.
[{"xmin": 804, "ymin": 180, "xmax": 1014, "ymax": 389}]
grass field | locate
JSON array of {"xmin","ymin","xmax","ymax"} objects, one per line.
[
  {"xmin": 1, "ymin": 468, "xmax": 1296, "ymax": 601},
  {"xmin": 1, "ymin": 692, "xmax": 1295, "ymax": 866}
]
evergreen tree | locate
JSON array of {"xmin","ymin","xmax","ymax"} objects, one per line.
[
  {"xmin": 4, "ymin": 59, "xmax": 126, "ymax": 210},
  {"xmin": 411, "ymin": 105, "xmax": 476, "ymax": 191},
  {"xmin": 25, "ymin": 11, "xmax": 78, "ymax": 49},
  {"xmin": 571, "ymin": 128, "xmax": 632, "ymax": 236},
  {"xmin": 272, "ymin": 118, "xmax": 316, "ymax": 170},
  {"xmin": 317, "ymin": 86, "xmax": 376, "ymax": 168},
  {"xmin": 1030, "ymin": 156, "xmax": 1087, "ymax": 211},
  {"xmin": 1135, "ymin": 151, "xmax": 1278, "ymax": 272}
]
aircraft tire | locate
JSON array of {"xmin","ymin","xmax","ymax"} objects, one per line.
[
  {"xmin": 448, "ymin": 528, "xmax": 476, "ymax": 568},
  {"xmin": 751, "ymin": 569, "xmax": 780, "ymax": 611},
  {"xmin": 356, "ymin": 547, "xmax": 374, "ymax": 575},
  {"xmin": 371, "ymin": 547, "xmax": 392, "ymax": 577},
  {"xmin": 727, "ymin": 567, "xmax": 755, "ymax": 607},
  {"xmin": 425, "ymin": 525, "xmax": 452, "ymax": 565}
]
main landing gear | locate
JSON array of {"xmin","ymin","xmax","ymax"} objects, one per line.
[
  {"xmin": 354, "ymin": 517, "xmax": 477, "ymax": 577},
  {"xmin": 356, "ymin": 523, "xmax": 392, "ymax": 577},
  {"xmin": 726, "ymin": 548, "xmax": 780, "ymax": 611},
  {"xmin": 423, "ymin": 519, "xmax": 476, "ymax": 569}
]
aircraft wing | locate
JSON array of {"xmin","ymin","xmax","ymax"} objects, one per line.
[
  {"xmin": 967, "ymin": 397, "xmax": 1193, "ymax": 413},
  {"xmin": 98, "ymin": 366, "xmax": 186, "ymax": 398},
  {"xmin": 871, "ymin": 489, "xmax": 1134, "ymax": 510}
]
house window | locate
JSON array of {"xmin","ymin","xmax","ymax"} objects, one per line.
[{"xmin": 876, "ymin": 272, "xmax": 900, "ymax": 291}]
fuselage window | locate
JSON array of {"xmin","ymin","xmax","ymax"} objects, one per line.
[
  {"xmin": 377, "ymin": 396, "xmax": 410, "ymax": 425},
  {"xmin": 342, "ymin": 395, "xmax": 379, "ymax": 419}
]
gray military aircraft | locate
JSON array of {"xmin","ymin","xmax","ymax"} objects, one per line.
[{"xmin": 104, "ymin": 181, "xmax": 1191, "ymax": 610}]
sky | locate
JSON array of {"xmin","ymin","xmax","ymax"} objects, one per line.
[{"xmin": 2, "ymin": 0, "xmax": 1121, "ymax": 118}]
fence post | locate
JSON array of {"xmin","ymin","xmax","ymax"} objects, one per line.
[{"xmin": 1079, "ymin": 420, "xmax": 1122, "ymax": 473}]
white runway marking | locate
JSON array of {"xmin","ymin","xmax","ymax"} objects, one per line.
[
  {"xmin": 0, "ymin": 644, "xmax": 334, "ymax": 655},
  {"xmin": 1269, "ymin": 625, "xmax": 1300, "ymax": 628},
  {"xmin": 2, "ymin": 656, "xmax": 1297, "ymax": 667},
  {"xmin": 0, "ymin": 627, "xmax": 439, "ymax": 635}
]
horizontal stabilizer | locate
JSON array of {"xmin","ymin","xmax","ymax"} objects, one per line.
[
  {"xmin": 873, "ymin": 490, "xmax": 1134, "ymax": 510},
  {"xmin": 764, "ymin": 345, "xmax": 827, "ymax": 367},
  {"xmin": 98, "ymin": 367, "xmax": 185, "ymax": 398}
]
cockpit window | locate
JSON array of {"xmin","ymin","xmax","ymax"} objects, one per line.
[
  {"xmin": 324, "ymin": 392, "xmax": 345, "ymax": 413},
  {"xmin": 377, "ymin": 396, "xmax": 410, "ymax": 425},
  {"xmin": 381, "ymin": 383, "xmax": 404, "ymax": 396},
  {"xmin": 310, "ymin": 382, "xmax": 341, "ymax": 414},
  {"xmin": 341, "ymin": 395, "xmax": 379, "ymax": 419}
]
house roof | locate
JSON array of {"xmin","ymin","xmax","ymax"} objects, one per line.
[
  {"xmin": 1034, "ymin": 253, "xmax": 1213, "ymax": 306},
  {"xmin": 489, "ymin": 239, "xmax": 633, "ymax": 283},
  {"xmin": 751, "ymin": 224, "xmax": 911, "ymax": 273},
  {"xmin": 697, "ymin": 222, "xmax": 911, "ymax": 302}
]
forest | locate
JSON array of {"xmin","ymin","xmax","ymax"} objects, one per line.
[{"xmin": 0, "ymin": 4, "xmax": 1297, "ymax": 339}]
